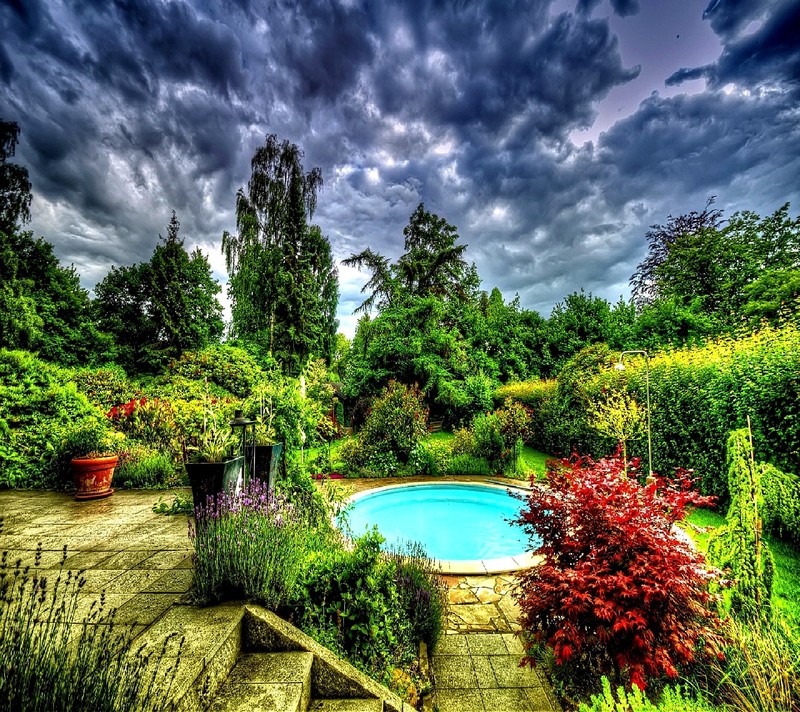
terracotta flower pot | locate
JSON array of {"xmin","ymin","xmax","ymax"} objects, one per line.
[{"xmin": 71, "ymin": 455, "xmax": 118, "ymax": 501}]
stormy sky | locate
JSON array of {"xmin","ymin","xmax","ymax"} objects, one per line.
[{"xmin": 2, "ymin": 0, "xmax": 799, "ymax": 338}]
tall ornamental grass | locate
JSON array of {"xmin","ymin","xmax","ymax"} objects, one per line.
[
  {"xmin": 0, "ymin": 543, "xmax": 182, "ymax": 712},
  {"xmin": 189, "ymin": 478, "xmax": 308, "ymax": 608}
]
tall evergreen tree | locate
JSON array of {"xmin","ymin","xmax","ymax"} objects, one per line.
[
  {"xmin": 344, "ymin": 203, "xmax": 473, "ymax": 313},
  {"xmin": 222, "ymin": 135, "xmax": 338, "ymax": 374},
  {"xmin": 94, "ymin": 212, "xmax": 224, "ymax": 373}
]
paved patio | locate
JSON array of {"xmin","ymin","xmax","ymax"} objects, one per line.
[{"xmin": 0, "ymin": 486, "xmax": 557, "ymax": 711}]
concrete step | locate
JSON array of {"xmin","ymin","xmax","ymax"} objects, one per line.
[
  {"xmin": 309, "ymin": 700, "xmax": 383, "ymax": 712},
  {"xmin": 209, "ymin": 652, "xmax": 314, "ymax": 712}
]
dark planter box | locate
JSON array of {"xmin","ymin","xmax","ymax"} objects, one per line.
[
  {"xmin": 186, "ymin": 456, "xmax": 244, "ymax": 509},
  {"xmin": 249, "ymin": 443, "xmax": 283, "ymax": 491}
]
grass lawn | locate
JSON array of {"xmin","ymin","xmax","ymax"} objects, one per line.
[{"xmin": 684, "ymin": 506, "xmax": 800, "ymax": 633}]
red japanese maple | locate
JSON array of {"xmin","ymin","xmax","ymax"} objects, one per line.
[{"xmin": 514, "ymin": 452, "xmax": 725, "ymax": 692}]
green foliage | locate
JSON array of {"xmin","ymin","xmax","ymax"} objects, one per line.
[
  {"xmin": 0, "ymin": 544, "xmax": 183, "ymax": 712},
  {"xmin": 223, "ymin": 134, "xmax": 338, "ymax": 374},
  {"xmin": 707, "ymin": 428, "xmax": 775, "ymax": 621},
  {"xmin": 407, "ymin": 439, "xmax": 452, "ymax": 477},
  {"xmin": 348, "ymin": 381, "xmax": 429, "ymax": 469},
  {"xmin": 116, "ymin": 443, "xmax": 181, "ymax": 489},
  {"xmin": 93, "ymin": 212, "xmax": 223, "ymax": 374},
  {"xmin": 760, "ymin": 463, "xmax": 800, "ymax": 545},
  {"xmin": 0, "ymin": 350, "xmax": 104, "ymax": 488},
  {"xmin": 471, "ymin": 399, "xmax": 532, "ymax": 473},
  {"xmin": 168, "ymin": 344, "xmax": 264, "ymax": 398},
  {"xmin": 578, "ymin": 677, "xmax": 720, "ymax": 712},
  {"xmin": 588, "ymin": 391, "xmax": 647, "ymax": 468},
  {"xmin": 152, "ymin": 490, "xmax": 194, "ymax": 515},
  {"xmin": 632, "ymin": 199, "xmax": 800, "ymax": 336},
  {"xmin": 71, "ymin": 365, "xmax": 140, "ymax": 410},
  {"xmin": 0, "ymin": 228, "xmax": 113, "ymax": 365},
  {"xmin": 293, "ymin": 530, "xmax": 445, "ymax": 682},
  {"xmin": 504, "ymin": 326, "xmax": 800, "ymax": 501}
]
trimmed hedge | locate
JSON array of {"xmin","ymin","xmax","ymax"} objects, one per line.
[{"xmin": 499, "ymin": 325, "xmax": 800, "ymax": 502}]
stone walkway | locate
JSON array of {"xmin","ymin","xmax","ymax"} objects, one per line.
[{"xmin": 443, "ymin": 574, "xmax": 523, "ymax": 633}]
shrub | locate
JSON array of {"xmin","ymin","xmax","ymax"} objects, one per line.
[
  {"xmin": 0, "ymin": 542, "xmax": 183, "ymax": 712},
  {"xmin": 360, "ymin": 381, "xmax": 429, "ymax": 464},
  {"xmin": 169, "ymin": 344, "xmax": 265, "ymax": 398},
  {"xmin": 189, "ymin": 479, "xmax": 308, "ymax": 609},
  {"xmin": 450, "ymin": 426, "xmax": 474, "ymax": 455},
  {"xmin": 293, "ymin": 529, "xmax": 405, "ymax": 679},
  {"xmin": 107, "ymin": 396, "xmax": 182, "ymax": 463},
  {"xmin": 407, "ymin": 440, "xmax": 451, "ymax": 476},
  {"xmin": 760, "ymin": 462, "xmax": 800, "ymax": 544},
  {"xmin": 471, "ymin": 399, "xmax": 532, "ymax": 473},
  {"xmin": 292, "ymin": 530, "xmax": 444, "ymax": 682},
  {"xmin": 514, "ymin": 452, "xmax": 724, "ymax": 698},
  {"xmin": 71, "ymin": 365, "xmax": 140, "ymax": 410},
  {"xmin": 389, "ymin": 542, "xmax": 447, "ymax": 652},
  {"xmin": 0, "ymin": 350, "xmax": 101, "ymax": 488},
  {"xmin": 578, "ymin": 677, "xmax": 721, "ymax": 712},
  {"xmin": 115, "ymin": 443, "xmax": 182, "ymax": 489},
  {"xmin": 446, "ymin": 453, "xmax": 492, "ymax": 475},
  {"xmin": 340, "ymin": 382, "xmax": 429, "ymax": 475}
]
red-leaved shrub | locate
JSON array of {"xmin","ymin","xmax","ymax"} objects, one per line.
[{"xmin": 514, "ymin": 452, "xmax": 725, "ymax": 696}]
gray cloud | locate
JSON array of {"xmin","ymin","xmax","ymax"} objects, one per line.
[{"xmin": 0, "ymin": 0, "xmax": 798, "ymax": 338}]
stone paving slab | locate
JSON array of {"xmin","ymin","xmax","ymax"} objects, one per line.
[{"xmin": 430, "ymin": 634, "xmax": 557, "ymax": 712}]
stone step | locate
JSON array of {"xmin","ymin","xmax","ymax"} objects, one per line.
[
  {"xmin": 209, "ymin": 651, "xmax": 314, "ymax": 712},
  {"xmin": 309, "ymin": 700, "xmax": 383, "ymax": 712}
]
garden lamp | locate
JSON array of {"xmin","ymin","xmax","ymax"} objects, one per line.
[
  {"xmin": 230, "ymin": 410, "xmax": 256, "ymax": 485},
  {"xmin": 615, "ymin": 350, "xmax": 653, "ymax": 480}
]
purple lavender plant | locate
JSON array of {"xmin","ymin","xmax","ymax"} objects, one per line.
[{"xmin": 189, "ymin": 479, "xmax": 306, "ymax": 609}]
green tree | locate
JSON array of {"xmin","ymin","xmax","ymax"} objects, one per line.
[
  {"xmin": 631, "ymin": 200, "xmax": 800, "ymax": 336},
  {"xmin": 0, "ymin": 122, "xmax": 111, "ymax": 364},
  {"xmin": 544, "ymin": 290, "xmax": 612, "ymax": 376},
  {"xmin": 94, "ymin": 213, "xmax": 223, "ymax": 373},
  {"xmin": 343, "ymin": 203, "xmax": 474, "ymax": 312},
  {"xmin": 145, "ymin": 211, "xmax": 224, "ymax": 364},
  {"xmin": 0, "ymin": 120, "xmax": 31, "ymax": 236},
  {"xmin": 222, "ymin": 135, "xmax": 338, "ymax": 374}
]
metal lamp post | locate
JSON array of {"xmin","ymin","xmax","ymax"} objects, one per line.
[{"xmin": 615, "ymin": 350, "xmax": 653, "ymax": 480}]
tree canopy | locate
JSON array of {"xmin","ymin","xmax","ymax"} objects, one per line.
[
  {"xmin": 223, "ymin": 135, "xmax": 338, "ymax": 374},
  {"xmin": 94, "ymin": 212, "xmax": 224, "ymax": 373}
]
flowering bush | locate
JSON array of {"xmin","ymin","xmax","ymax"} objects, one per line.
[
  {"xmin": 514, "ymin": 452, "xmax": 725, "ymax": 698},
  {"xmin": 189, "ymin": 479, "xmax": 307, "ymax": 609}
]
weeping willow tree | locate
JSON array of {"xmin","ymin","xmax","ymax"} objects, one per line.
[
  {"xmin": 708, "ymin": 423, "xmax": 774, "ymax": 621},
  {"xmin": 222, "ymin": 135, "xmax": 338, "ymax": 374}
]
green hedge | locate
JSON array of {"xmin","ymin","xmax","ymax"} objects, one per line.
[{"xmin": 498, "ymin": 325, "xmax": 800, "ymax": 502}]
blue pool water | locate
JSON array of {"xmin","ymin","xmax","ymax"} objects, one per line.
[{"xmin": 342, "ymin": 483, "xmax": 536, "ymax": 561}]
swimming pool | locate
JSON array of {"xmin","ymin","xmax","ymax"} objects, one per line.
[{"xmin": 341, "ymin": 482, "xmax": 540, "ymax": 573}]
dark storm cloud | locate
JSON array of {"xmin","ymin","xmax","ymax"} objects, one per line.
[
  {"xmin": 1, "ymin": 0, "xmax": 798, "ymax": 337},
  {"xmin": 365, "ymin": 4, "xmax": 639, "ymax": 139},
  {"xmin": 669, "ymin": 0, "xmax": 800, "ymax": 92}
]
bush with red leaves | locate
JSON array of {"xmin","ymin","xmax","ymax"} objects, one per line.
[{"xmin": 514, "ymin": 452, "xmax": 726, "ymax": 698}]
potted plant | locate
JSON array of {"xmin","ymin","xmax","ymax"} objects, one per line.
[
  {"xmin": 62, "ymin": 419, "xmax": 122, "ymax": 500},
  {"xmin": 247, "ymin": 382, "xmax": 284, "ymax": 490},
  {"xmin": 185, "ymin": 397, "xmax": 243, "ymax": 508}
]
